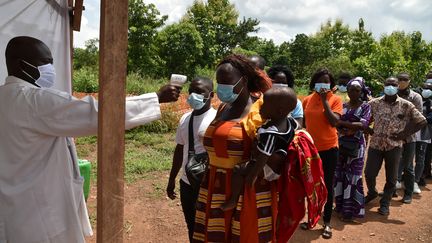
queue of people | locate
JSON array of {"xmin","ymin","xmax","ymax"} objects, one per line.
[
  {"xmin": 167, "ymin": 53, "xmax": 431, "ymax": 242},
  {"xmin": 1, "ymin": 35, "xmax": 430, "ymax": 243}
]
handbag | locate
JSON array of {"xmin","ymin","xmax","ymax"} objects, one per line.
[
  {"xmin": 338, "ymin": 138, "xmax": 360, "ymax": 158},
  {"xmin": 185, "ymin": 114, "xmax": 209, "ymax": 189}
]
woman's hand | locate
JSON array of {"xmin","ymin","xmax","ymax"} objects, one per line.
[{"xmin": 318, "ymin": 88, "xmax": 330, "ymax": 101}]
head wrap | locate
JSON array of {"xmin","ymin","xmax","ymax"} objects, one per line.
[{"xmin": 347, "ymin": 77, "xmax": 371, "ymax": 101}]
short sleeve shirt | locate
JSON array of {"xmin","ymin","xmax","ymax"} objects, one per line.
[
  {"xmin": 368, "ymin": 96, "xmax": 426, "ymax": 151},
  {"xmin": 175, "ymin": 108, "xmax": 217, "ymax": 184},
  {"xmin": 257, "ymin": 117, "xmax": 297, "ymax": 157},
  {"xmin": 302, "ymin": 92, "xmax": 343, "ymax": 151}
]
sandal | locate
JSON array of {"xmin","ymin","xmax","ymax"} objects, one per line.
[
  {"xmin": 300, "ymin": 222, "xmax": 309, "ymax": 230},
  {"xmin": 322, "ymin": 225, "xmax": 332, "ymax": 239}
]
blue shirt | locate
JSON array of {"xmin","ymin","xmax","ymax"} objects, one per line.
[{"xmin": 290, "ymin": 99, "xmax": 304, "ymax": 119}]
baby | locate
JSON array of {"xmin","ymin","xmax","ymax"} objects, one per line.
[{"xmin": 221, "ymin": 86, "xmax": 298, "ymax": 211}]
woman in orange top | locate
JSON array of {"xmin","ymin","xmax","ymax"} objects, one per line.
[
  {"xmin": 302, "ymin": 68, "xmax": 343, "ymax": 239},
  {"xmin": 192, "ymin": 54, "xmax": 276, "ymax": 243}
]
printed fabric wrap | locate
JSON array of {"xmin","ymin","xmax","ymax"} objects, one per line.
[{"xmin": 277, "ymin": 130, "xmax": 328, "ymax": 242}]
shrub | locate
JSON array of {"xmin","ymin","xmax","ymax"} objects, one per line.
[{"xmin": 73, "ymin": 67, "xmax": 99, "ymax": 93}]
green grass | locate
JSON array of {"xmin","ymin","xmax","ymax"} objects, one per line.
[{"xmin": 75, "ymin": 132, "xmax": 176, "ymax": 184}]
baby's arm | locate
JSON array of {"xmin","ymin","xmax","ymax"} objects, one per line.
[{"xmin": 245, "ymin": 151, "xmax": 270, "ymax": 187}]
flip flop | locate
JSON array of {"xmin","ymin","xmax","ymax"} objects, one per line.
[{"xmin": 322, "ymin": 225, "xmax": 332, "ymax": 239}]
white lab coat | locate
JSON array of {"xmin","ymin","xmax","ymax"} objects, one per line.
[{"xmin": 0, "ymin": 76, "xmax": 162, "ymax": 243}]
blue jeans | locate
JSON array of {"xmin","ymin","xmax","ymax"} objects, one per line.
[
  {"xmin": 415, "ymin": 142, "xmax": 428, "ymax": 182},
  {"xmin": 397, "ymin": 142, "xmax": 416, "ymax": 197},
  {"xmin": 365, "ymin": 147, "xmax": 402, "ymax": 207}
]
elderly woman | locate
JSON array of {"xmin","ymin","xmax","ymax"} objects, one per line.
[{"xmin": 334, "ymin": 77, "xmax": 372, "ymax": 222}]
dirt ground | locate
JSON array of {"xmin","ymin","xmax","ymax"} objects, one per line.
[{"xmin": 85, "ymin": 167, "xmax": 432, "ymax": 243}]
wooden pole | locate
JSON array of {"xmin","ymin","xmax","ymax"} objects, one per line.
[{"xmin": 97, "ymin": 0, "xmax": 128, "ymax": 242}]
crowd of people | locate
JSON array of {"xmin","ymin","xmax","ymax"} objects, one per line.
[
  {"xmin": 167, "ymin": 54, "xmax": 432, "ymax": 242},
  {"xmin": 1, "ymin": 36, "xmax": 431, "ymax": 243}
]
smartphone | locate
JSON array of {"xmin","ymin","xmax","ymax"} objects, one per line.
[{"xmin": 170, "ymin": 74, "xmax": 187, "ymax": 86}]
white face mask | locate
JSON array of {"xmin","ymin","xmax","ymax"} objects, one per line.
[
  {"xmin": 21, "ymin": 60, "xmax": 56, "ymax": 88},
  {"xmin": 422, "ymin": 89, "xmax": 432, "ymax": 99},
  {"xmin": 314, "ymin": 83, "xmax": 330, "ymax": 92},
  {"xmin": 338, "ymin": 85, "xmax": 347, "ymax": 92},
  {"xmin": 272, "ymin": 83, "xmax": 288, "ymax": 88}
]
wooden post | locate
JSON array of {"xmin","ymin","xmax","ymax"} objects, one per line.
[{"xmin": 97, "ymin": 0, "xmax": 128, "ymax": 242}]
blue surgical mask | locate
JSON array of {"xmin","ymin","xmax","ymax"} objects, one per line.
[
  {"xmin": 272, "ymin": 83, "xmax": 288, "ymax": 88},
  {"xmin": 21, "ymin": 60, "xmax": 56, "ymax": 88},
  {"xmin": 187, "ymin": 92, "xmax": 208, "ymax": 110},
  {"xmin": 314, "ymin": 83, "xmax": 330, "ymax": 92},
  {"xmin": 422, "ymin": 89, "xmax": 432, "ymax": 99},
  {"xmin": 338, "ymin": 85, "xmax": 347, "ymax": 92},
  {"xmin": 384, "ymin": 85, "xmax": 398, "ymax": 96},
  {"xmin": 217, "ymin": 77, "xmax": 244, "ymax": 103}
]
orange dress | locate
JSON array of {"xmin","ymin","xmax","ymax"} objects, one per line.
[{"xmin": 193, "ymin": 114, "xmax": 278, "ymax": 243}]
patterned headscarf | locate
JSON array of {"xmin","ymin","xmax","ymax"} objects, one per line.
[{"xmin": 347, "ymin": 76, "xmax": 371, "ymax": 101}]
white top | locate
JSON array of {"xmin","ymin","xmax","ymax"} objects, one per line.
[
  {"xmin": 175, "ymin": 108, "xmax": 217, "ymax": 185},
  {"xmin": 0, "ymin": 76, "xmax": 162, "ymax": 243}
]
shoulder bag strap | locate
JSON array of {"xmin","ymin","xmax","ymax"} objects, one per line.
[{"xmin": 188, "ymin": 113, "xmax": 195, "ymax": 154}]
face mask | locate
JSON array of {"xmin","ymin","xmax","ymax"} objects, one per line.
[
  {"xmin": 272, "ymin": 83, "xmax": 288, "ymax": 88},
  {"xmin": 338, "ymin": 85, "xmax": 347, "ymax": 92},
  {"xmin": 422, "ymin": 89, "xmax": 432, "ymax": 99},
  {"xmin": 384, "ymin": 85, "xmax": 398, "ymax": 96},
  {"xmin": 217, "ymin": 77, "xmax": 244, "ymax": 103},
  {"xmin": 187, "ymin": 92, "xmax": 208, "ymax": 110},
  {"xmin": 21, "ymin": 60, "xmax": 56, "ymax": 88},
  {"xmin": 314, "ymin": 83, "xmax": 330, "ymax": 92},
  {"xmin": 398, "ymin": 81, "xmax": 410, "ymax": 90}
]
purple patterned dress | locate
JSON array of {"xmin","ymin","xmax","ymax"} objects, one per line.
[{"xmin": 334, "ymin": 102, "xmax": 371, "ymax": 219}]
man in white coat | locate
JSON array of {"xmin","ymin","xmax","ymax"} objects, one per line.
[{"xmin": 0, "ymin": 36, "xmax": 181, "ymax": 243}]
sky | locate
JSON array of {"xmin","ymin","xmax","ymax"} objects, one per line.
[{"xmin": 74, "ymin": 0, "xmax": 432, "ymax": 48}]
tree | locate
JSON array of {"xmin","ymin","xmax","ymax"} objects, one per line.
[
  {"xmin": 273, "ymin": 41, "xmax": 292, "ymax": 67},
  {"xmin": 408, "ymin": 31, "xmax": 431, "ymax": 84},
  {"xmin": 156, "ymin": 22, "xmax": 204, "ymax": 78},
  {"xmin": 73, "ymin": 38, "xmax": 99, "ymax": 70},
  {"xmin": 348, "ymin": 19, "xmax": 376, "ymax": 61},
  {"xmin": 184, "ymin": 0, "xmax": 259, "ymax": 67},
  {"xmin": 311, "ymin": 19, "xmax": 352, "ymax": 59},
  {"xmin": 128, "ymin": 1, "xmax": 167, "ymax": 75},
  {"xmin": 289, "ymin": 34, "xmax": 313, "ymax": 79}
]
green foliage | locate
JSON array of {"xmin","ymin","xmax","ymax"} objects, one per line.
[
  {"xmin": 312, "ymin": 19, "xmax": 351, "ymax": 58},
  {"xmin": 308, "ymin": 55, "xmax": 357, "ymax": 79},
  {"xmin": 195, "ymin": 66, "xmax": 216, "ymax": 81},
  {"xmin": 73, "ymin": 67, "xmax": 99, "ymax": 93},
  {"xmin": 290, "ymin": 34, "xmax": 314, "ymax": 78},
  {"xmin": 126, "ymin": 72, "xmax": 167, "ymax": 95},
  {"xmin": 124, "ymin": 133, "xmax": 175, "ymax": 182},
  {"xmin": 132, "ymin": 105, "xmax": 181, "ymax": 133},
  {"xmin": 76, "ymin": 133, "xmax": 176, "ymax": 183},
  {"xmin": 73, "ymin": 38, "xmax": 99, "ymax": 70},
  {"xmin": 184, "ymin": 0, "xmax": 259, "ymax": 67},
  {"xmin": 128, "ymin": 0, "xmax": 167, "ymax": 76},
  {"xmin": 156, "ymin": 22, "xmax": 204, "ymax": 77}
]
